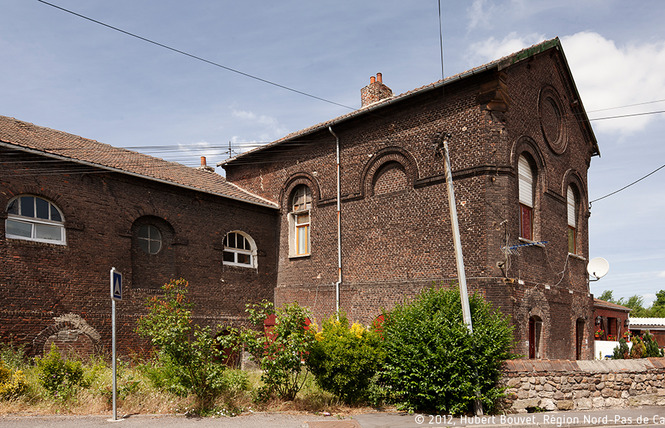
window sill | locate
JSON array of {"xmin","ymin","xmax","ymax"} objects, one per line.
[
  {"xmin": 288, "ymin": 254, "xmax": 311, "ymax": 260},
  {"xmin": 518, "ymin": 237, "xmax": 545, "ymax": 248},
  {"xmin": 568, "ymin": 253, "xmax": 586, "ymax": 261}
]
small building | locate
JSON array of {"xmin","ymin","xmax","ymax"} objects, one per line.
[
  {"xmin": 592, "ymin": 298, "xmax": 631, "ymax": 341},
  {"xmin": 629, "ymin": 318, "xmax": 665, "ymax": 348}
]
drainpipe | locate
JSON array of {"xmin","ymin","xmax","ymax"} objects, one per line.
[{"xmin": 329, "ymin": 126, "xmax": 342, "ymax": 315}]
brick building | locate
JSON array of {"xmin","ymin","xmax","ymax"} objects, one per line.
[
  {"xmin": 222, "ymin": 38, "xmax": 600, "ymax": 359},
  {"xmin": 2, "ymin": 38, "xmax": 600, "ymax": 360},
  {"xmin": 0, "ymin": 116, "xmax": 278, "ymax": 356}
]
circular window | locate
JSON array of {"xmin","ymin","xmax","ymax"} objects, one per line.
[
  {"xmin": 137, "ymin": 224, "xmax": 162, "ymax": 254},
  {"xmin": 539, "ymin": 88, "xmax": 567, "ymax": 154}
]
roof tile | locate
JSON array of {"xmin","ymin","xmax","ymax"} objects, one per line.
[{"xmin": 0, "ymin": 116, "xmax": 277, "ymax": 208}]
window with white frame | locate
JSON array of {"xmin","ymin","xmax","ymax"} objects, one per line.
[
  {"xmin": 5, "ymin": 195, "xmax": 66, "ymax": 245},
  {"xmin": 518, "ymin": 155, "xmax": 535, "ymax": 240},
  {"xmin": 289, "ymin": 185, "xmax": 311, "ymax": 257},
  {"xmin": 223, "ymin": 231, "xmax": 257, "ymax": 268},
  {"xmin": 567, "ymin": 185, "xmax": 578, "ymax": 254}
]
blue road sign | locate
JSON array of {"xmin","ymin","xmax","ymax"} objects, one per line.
[{"xmin": 111, "ymin": 268, "xmax": 122, "ymax": 301}]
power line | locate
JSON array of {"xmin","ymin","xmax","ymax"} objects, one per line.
[
  {"xmin": 36, "ymin": 0, "xmax": 356, "ymax": 111},
  {"xmin": 587, "ymin": 98, "xmax": 665, "ymax": 113},
  {"xmin": 590, "ymin": 163, "xmax": 665, "ymax": 204},
  {"xmin": 588, "ymin": 110, "xmax": 665, "ymax": 122}
]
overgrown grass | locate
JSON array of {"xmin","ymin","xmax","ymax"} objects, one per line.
[{"xmin": 0, "ymin": 343, "xmax": 384, "ymax": 417}]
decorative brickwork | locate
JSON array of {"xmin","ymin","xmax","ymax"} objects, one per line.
[{"xmin": 225, "ymin": 39, "xmax": 599, "ymax": 360}]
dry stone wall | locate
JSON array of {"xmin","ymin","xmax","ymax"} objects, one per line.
[{"xmin": 500, "ymin": 358, "xmax": 665, "ymax": 413}]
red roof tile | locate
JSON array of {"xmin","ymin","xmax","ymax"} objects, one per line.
[{"xmin": 0, "ymin": 116, "xmax": 277, "ymax": 208}]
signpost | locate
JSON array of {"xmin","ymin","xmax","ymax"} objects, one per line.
[{"xmin": 110, "ymin": 267, "xmax": 122, "ymax": 422}]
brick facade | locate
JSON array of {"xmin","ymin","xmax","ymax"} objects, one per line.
[
  {"xmin": 224, "ymin": 39, "xmax": 599, "ymax": 359},
  {"xmin": 0, "ymin": 137, "xmax": 278, "ymax": 357},
  {"xmin": 2, "ymin": 39, "xmax": 600, "ymax": 361}
]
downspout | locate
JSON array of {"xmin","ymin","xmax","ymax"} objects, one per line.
[{"xmin": 329, "ymin": 126, "xmax": 342, "ymax": 315}]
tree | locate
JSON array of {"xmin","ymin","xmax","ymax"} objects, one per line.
[
  {"xmin": 648, "ymin": 290, "xmax": 665, "ymax": 317},
  {"xmin": 598, "ymin": 290, "xmax": 614, "ymax": 302},
  {"xmin": 617, "ymin": 295, "xmax": 648, "ymax": 318}
]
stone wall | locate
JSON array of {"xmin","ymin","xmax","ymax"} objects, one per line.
[{"xmin": 500, "ymin": 358, "xmax": 665, "ymax": 413}]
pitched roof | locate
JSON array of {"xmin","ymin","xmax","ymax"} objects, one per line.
[
  {"xmin": 222, "ymin": 37, "xmax": 599, "ymax": 166},
  {"xmin": 594, "ymin": 298, "xmax": 632, "ymax": 312},
  {"xmin": 0, "ymin": 116, "xmax": 277, "ymax": 208},
  {"xmin": 629, "ymin": 318, "xmax": 665, "ymax": 328}
]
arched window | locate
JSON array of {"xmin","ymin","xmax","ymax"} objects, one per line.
[
  {"xmin": 518, "ymin": 155, "xmax": 535, "ymax": 240},
  {"xmin": 289, "ymin": 185, "xmax": 312, "ymax": 257},
  {"xmin": 567, "ymin": 185, "xmax": 578, "ymax": 254},
  {"xmin": 5, "ymin": 195, "xmax": 66, "ymax": 245},
  {"xmin": 223, "ymin": 231, "xmax": 257, "ymax": 268}
]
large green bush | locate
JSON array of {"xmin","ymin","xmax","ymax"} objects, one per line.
[
  {"xmin": 381, "ymin": 285, "xmax": 516, "ymax": 414},
  {"xmin": 306, "ymin": 313, "xmax": 384, "ymax": 404},
  {"xmin": 136, "ymin": 278, "xmax": 232, "ymax": 410},
  {"xmin": 242, "ymin": 300, "xmax": 314, "ymax": 401}
]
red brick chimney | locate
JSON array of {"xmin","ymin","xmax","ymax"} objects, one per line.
[
  {"xmin": 196, "ymin": 156, "xmax": 215, "ymax": 173},
  {"xmin": 360, "ymin": 73, "xmax": 393, "ymax": 107}
]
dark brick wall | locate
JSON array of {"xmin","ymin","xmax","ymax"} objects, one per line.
[
  {"xmin": 0, "ymin": 150, "xmax": 278, "ymax": 356},
  {"xmin": 225, "ymin": 48, "xmax": 596, "ymax": 359}
]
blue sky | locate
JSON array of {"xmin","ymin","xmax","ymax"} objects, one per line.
[{"xmin": 2, "ymin": 1, "xmax": 664, "ymax": 305}]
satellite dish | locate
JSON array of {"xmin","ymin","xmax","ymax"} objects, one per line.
[{"xmin": 587, "ymin": 257, "xmax": 610, "ymax": 280}]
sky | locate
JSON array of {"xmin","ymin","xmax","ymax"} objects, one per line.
[{"xmin": 2, "ymin": 1, "xmax": 664, "ymax": 306}]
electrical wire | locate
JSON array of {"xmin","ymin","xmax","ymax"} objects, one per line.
[
  {"xmin": 36, "ymin": 0, "xmax": 356, "ymax": 111},
  {"xmin": 590, "ymin": 163, "xmax": 665, "ymax": 204}
]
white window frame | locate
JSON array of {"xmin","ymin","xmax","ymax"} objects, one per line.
[
  {"xmin": 5, "ymin": 195, "xmax": 66, "ymax": 245},
  {"xmin": 518, "ymin": 155, "xmax": 535, "ymax": 240},
  {"xmin": 223, "ymin": 230, "xmax": 257, "ymax": 268},
  {"xmin": 289, "ymin": 186, "xmax": 311, "ymax": 257},
  {"xmin": 567, "ymin": 185, "xmax": 577, "ymax": 254}
]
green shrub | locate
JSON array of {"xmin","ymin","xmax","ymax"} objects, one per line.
[
  {"xmin": 0, "ymin": 360, "xmax": 28, "ymax": 399},
  {"xmin": 35, "ymin": 344, "xmax": 85, "ymax": 398},
  {"xmin": 614, "ymin": 332, "xmax": 664, "ymax": 359},
  {"xmin": 136, "ymin": 278, "xmax": 231, "ymax": 410},
  {"xmin": 381, "ymin": 285, "xmax": 516, "ymax": 414},
  {"xmin": 613, "ymin": 338, "xmax": 630, "ymax": 359},
  {"xmin": 306, "ymin": 313, "xmax": 384, "ymax": 404},
  {"xmin": 643, "ymin": 331, "xmax": 664, "ymax": 357},
  {"xmin": 242, "ymin": 300, "xmax": 314, "ymax": 401},
  {"xmin": 0, "ymin": 341, "xmax": 28, "ymax": 370}
]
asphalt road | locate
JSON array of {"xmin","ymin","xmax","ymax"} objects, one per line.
[{"xmin": 3, "ymin": 407, "xmax": 665, "ymax": 428}]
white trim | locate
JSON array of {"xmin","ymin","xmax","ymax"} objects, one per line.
[{"xmin": 222, "ymin": 230, "xmax": 257, "ymax": 269}]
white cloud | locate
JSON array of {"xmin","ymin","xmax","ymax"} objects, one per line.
[
  {"xmin": 466, "ymin": 32, "xmax": 545, "ymax": 68},
  {"xmin": 561, "ymin": 32, "xmax": 665, "ymax": 134},
  {"xmin": 467, "ymin": 32, "xmax": 665, "ymax": 136},
  {"xmin": 231, "ymin": 109, "xmax": 289, "ymax": 141}
]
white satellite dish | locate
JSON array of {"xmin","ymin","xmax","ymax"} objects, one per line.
[{"xmin": 587, "ymin": 257, "xmax": 610, "ymax": 280}]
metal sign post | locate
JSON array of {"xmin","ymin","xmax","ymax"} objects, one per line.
[{"xmin": 110, "ymin": 267, "xmax": 122, "ymax": 422}]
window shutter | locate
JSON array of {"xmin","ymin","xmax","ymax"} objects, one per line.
[
  {"xmin": 567, "ymin": 186, "xmax": 576, "ymax": 227},
  {"xmin": 518, "ymin": 156, "xmax": 533, "ymax": 207}
]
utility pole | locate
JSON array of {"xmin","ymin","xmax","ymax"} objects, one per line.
[
  {"xmin": 440, "ymin": 134, "xmax": 473, "ymax": 332},
  {"xmin": 438, "ymin": 133, "xmax": 483, "ymax": 416}
]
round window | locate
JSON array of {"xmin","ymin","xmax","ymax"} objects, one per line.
[{"xmin": 137, "ymin": 224, "xmax": 162, "ymax": 254}]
